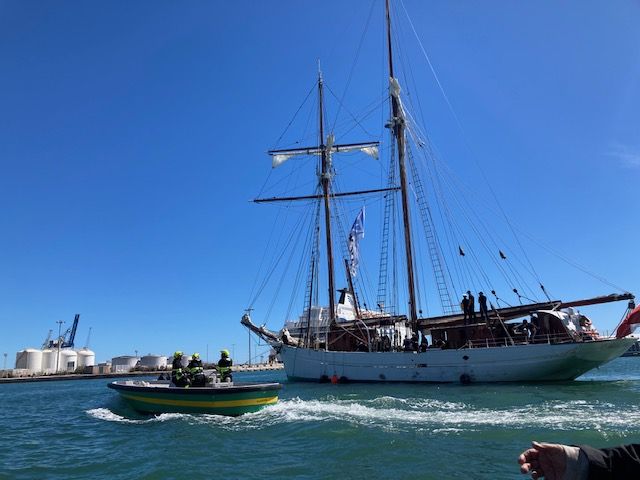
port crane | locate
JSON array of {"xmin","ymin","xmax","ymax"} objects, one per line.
[
  {"xmin": 47, "ymin": 314, "xmax": 80, "ymax": 349},
  {"xmin": 83, "ymin": 327, "xmax": 92, "ymax": 349},
  {"xmin": 41, "ymin": 330, "xmax": 53, "ymax": 349}
]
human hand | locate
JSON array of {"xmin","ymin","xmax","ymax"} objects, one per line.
[{"xmin": 518, "ymin": 441, "xmax": 567, "ymax": 479}]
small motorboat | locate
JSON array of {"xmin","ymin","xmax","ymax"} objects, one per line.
[{"xmin": 108, "ymin": 378, "xmax": 281, "ymax": 416}]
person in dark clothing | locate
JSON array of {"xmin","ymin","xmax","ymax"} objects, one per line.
[
  {"xmin": 187, "ymin": 352, "xmax": 205, "ymax": 387},
  {"xmin": 217, "ymin": 349, "xmax": 233, "ymax": 382},
  {"xmin": 461, "ymin": 294, "xmax": 470, "ymax": 323},
  {"xmin": 381, "ymin": 335, "xmax": 391, "ymax": 352},
  {"xmin": 519, "ymin": 441, "xmax": 640, "ymax": 479},
  {"xmin": 467, "ymin": 291, "xmax": 476, "ymax": 321},
  {"xmin": 517, "ymin": 319, "xmax": 537, "ymax": 341},
  {"xmin": 411, "ymin": 333, "xmax": 419, "ymax": 351},
  {"xmin": 372, "ymin": 331, "xmax": 381, "ymax": 352},
  {"xmin": 478, "ymin": 291, "xmax": 489, "ymax": 323},
  {"xmin": 420, "ymin": 334, "xmax": 428, "ymax": 352},
  {"xmin": 171, "ymin": 351, "xmax": 190, "ymax": 387}
]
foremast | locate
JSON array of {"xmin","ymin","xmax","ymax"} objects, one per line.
[
  {"xmin": 386, "ymin": 0, "xmax": 418, "ymax": 326},
  {"xmin": 259, "ymin": 70, "xmax": 382, "ymax": 335}
]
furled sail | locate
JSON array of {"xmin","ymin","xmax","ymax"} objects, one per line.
[{"xmin": 269, "ymin": 140, "xmax": 379, "ymax": 168}]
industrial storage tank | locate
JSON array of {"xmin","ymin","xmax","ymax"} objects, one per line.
[
  {"xmin": 76, "ymin": 348, "xmax": 96, "ymax": 368},
  {"xmin": 59, "ymin": 349, "xmax": 78, "ymax": 372},
  {"xmin": 15, "ymin": 348, "xmax": 43, "ymax": 373},
  {"xmin": 139, "ymin": 354, "xmax": 167, "ymax": 370},
  {"xmin": 111, "ymin": 356, "xmax": 139, "ymax": 373},
  {"xmin": 41, "ymin": 349, "xmax": 57, "ymax": 373}
]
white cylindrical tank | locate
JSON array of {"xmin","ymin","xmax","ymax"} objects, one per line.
[
  {"xmin": 15, "ymin": 348, "xmax": 43, "ymax": 373},
  {"xmin": 111, "ymin": 356, "xmax": 139, "ymax": 373},
  {"xmin": 41, "ymin": 349, "xmax": 57, "ymax": 373},
  {"xmin": 59, "ymin": 349, "xmax": 78, "ymax": 372},
  {"xmin": 139, "ymin": 355, "xmax": 167, "ymax": 369},
  {"xmin": 76, "ymin": 348, "xmax": 96, "ymax": 368}
]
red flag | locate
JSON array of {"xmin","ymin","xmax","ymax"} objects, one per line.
[{"xmin": 616, "ymin": 305, "xmax": 640, "ymax": 338}]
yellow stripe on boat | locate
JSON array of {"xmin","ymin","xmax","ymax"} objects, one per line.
[{"xmin": 121, "ymin": 393, "xmax": 279, "ymax": 408}]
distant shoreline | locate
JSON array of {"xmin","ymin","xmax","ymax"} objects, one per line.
[{"xmin": 0, "ymin": 362, "xmax": 284, "ymax": 385}]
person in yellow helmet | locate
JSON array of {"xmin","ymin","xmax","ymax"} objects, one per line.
[
  {"xmin": 187, "ymin": 352, "xmax": 205, "ymax": 387},
  {"xmin": 171, "ymin": 351, "xmax": 190, "ymax": 387},
  {"xmin": 216, "ymin": 349, "xmax": 233, "ymax": 382}
]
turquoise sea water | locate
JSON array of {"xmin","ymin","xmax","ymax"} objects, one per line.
[{"xmin": 1, "ymin": 357, "xmax": 639, "ymax": 479}]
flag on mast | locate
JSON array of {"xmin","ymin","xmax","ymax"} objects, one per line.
[{"xmin": 348, "ymin": 207, "xmax": 365, "ymax": 277}]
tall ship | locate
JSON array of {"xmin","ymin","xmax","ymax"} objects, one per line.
[{"xmin": 241, "ymin": 0, "xmax": 637, "ymax": 383}]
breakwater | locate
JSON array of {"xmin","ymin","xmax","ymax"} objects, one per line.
[{"xmin": 0, "ymin": 362, "xmax": 283, "ymax": 384}]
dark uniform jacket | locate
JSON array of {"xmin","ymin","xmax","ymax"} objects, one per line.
[
  {"xmin": 580, "ymin": 443, "xmax": 640, "ymax": 479},
  {"xmin": 187, "ymin": 358, "xmax": 203, "ymax": 372},
  {"xmin": 218, "ymin": 357, "xmax": 232, "ymax": 368},
  {"xmin": 172, "ymin": 357, "xmax": 183, "ymax": 371}
]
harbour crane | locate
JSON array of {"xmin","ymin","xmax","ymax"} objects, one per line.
[
  {"xmin": 83, "ymin": 327, "xmax": 92, "ymax": 349},
  {"xmin": 47, "ymin": 314, "xmax": 80, "ymax": 349},
  {"xmin": 42, "ymin": 329, "xmax": 53, "ymax": 349}
]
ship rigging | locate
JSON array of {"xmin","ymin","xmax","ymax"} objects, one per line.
[{"xmin": 241, "ymin": 0, "xmax": 636, "ymax": 383}]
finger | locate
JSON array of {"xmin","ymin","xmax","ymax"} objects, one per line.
[
  {"xmin": 520, "ymin": 459, "xmax": 541, "ymax": 474},
  {"xmin": 519, "ymin": 454, "xmax": 537, "ymax": 468},
  {"xmin": 519, "ymin": 448, "xmax": 539, "ymax": 464}
]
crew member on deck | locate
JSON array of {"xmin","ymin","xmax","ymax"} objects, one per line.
[
  {"xmin": 187, "ymin": 352, "xmax": 205, "ymax": 387},
  {"xmin": 171, "ymin": 351, "xmax": 190, "ymax": 387},
  {"xmin": 478, "ymin": 292, "xmax": 489, "ymax": 323},
  {"xmin": 217, "ymin": 349, "xmax": 233, "ymax": 382},
  {"xmin": 420, "ymin": 333, "xmax": 428, "ymax": 352},
  {"xmin": 461, "ymin": 294, "xmax": 470, "ymax": 323},
  {"xmin": 467, "ymin": 291, "xmax": 476, "ymax": 321}
]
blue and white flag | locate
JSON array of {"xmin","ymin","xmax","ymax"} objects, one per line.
[{"xmin": 348, "ymin": 207, "xmax": 365, "ymax": 277}]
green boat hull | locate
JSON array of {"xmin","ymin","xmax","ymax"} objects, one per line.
[{"xmin": 108, "ymin": 380, "xmax": 281, "ymax": 416}]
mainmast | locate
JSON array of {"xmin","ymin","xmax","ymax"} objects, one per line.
[
  {"xmin": 318, "ymin": 69, "xmax": 337, "ymax": 323},
  {"xmin": 386, "ymin": 0, "xmax": 418, "ymax": 325}
]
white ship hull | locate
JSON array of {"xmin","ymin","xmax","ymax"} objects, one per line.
[{"xmin": 276, "ymin": 337, "xmax": 635, "ymax": 383}]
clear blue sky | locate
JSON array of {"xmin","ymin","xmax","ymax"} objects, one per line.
[{"xmin": 1, "ymin": 1, "xmax": 639, "ymax": 364}]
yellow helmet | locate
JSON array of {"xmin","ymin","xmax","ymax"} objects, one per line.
[
  {"xmin": 174, "ymin": 351, "xmax": 183, "ymax": 358},
  {"xmin": 221, "ymin": 349, "xmax": 230, "ymax": 357},
  {"xmin": 192, "ymin": 352, "xmax": 200, "ymax": 359}
]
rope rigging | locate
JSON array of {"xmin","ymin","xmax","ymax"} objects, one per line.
[{"xmin": 246, "ymin": 0, "xmax": 631, "ymax": 340}]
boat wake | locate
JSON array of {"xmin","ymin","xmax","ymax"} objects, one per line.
[
  {"xmin": 250, "ymin": 396, "xmax": 640, "ymax": 434},
  {"xmin": 88, "ymin": 395, "xmax": 639, "ymax": 435},
  {"xmin": 86, "ymin": 408, "xmax": 184, "ymax": 424}
]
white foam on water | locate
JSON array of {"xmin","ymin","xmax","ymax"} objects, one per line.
[
  {"xmin": 86, "ymin": 408, "xmax": 186, "ymax": 424},
  {"xmin": 235, "ymin": 396, "xmax": 640, "ymax": 434},
  {"xmin": 87, "ymin": 396, "xmax": 640, "ymax": 434}
]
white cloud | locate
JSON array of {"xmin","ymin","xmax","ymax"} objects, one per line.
[{"xmin": 608, "ymin": 143, "xmax": 640, "ymax": 169}]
